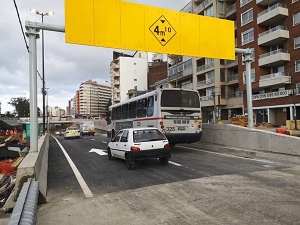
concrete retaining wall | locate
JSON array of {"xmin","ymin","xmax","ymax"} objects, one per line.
[
  {"xmin": 201, "ymin": 124, "xmax": 300, "ymax": 156},
  {"xmin": 14, "ymin": 134, "xmax": 49, "ymax": 204}
]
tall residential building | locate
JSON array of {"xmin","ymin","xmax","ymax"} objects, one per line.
[
  {"xmin": 78, "ymin": 80, "xmax": 111, "ymax": 117},
  {"xmin": 110, "ymin": 56, "xmax": 148, "ymax": 105},
  {"xmin": 168, "ymin": 0, "xmax": 300, "ymax": 125}
]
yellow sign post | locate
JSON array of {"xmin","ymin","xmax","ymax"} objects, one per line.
[{"xmin": 65, "ymin": 0, "xmax": 235, "ymax": 60}]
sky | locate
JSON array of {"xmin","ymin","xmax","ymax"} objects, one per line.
[{"xmin": 0, "ymin": 0, "xmax": 190, "ymax": 114}]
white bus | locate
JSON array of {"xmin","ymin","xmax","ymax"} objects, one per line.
[{"xmin": 106, "ymin": 88, "xmax": 202, "ymax": 148}]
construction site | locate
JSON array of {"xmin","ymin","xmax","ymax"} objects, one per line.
[{"xmin": 0, "ymin": 120, "xmax": 29, "ymax": 210}]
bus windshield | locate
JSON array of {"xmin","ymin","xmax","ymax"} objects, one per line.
[{"xmin": 161, "ymin": 90, "xmax": 200, "ymax": 108}]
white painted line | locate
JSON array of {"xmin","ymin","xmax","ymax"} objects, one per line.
[
  {"xmin": 91, "ymin": 139, "xmax": 95, "ymax": 141},
  {"xmin": 169, "ymin": 161, "xmax": 182, "ymax": 167},
  {"xmin": 53, "ymin": 136, "xmax": 93, "ymax": 198},
  {"xmin": 179, "ymin": 146, "xmax": 274, "ymax": 164},
  {"xmin": 89, "ymin": 148, "xmax": 107, "ymax": 156},
  {"xmin": 102, "ymin": 141, "xmax": 107, "ymax": 144}
]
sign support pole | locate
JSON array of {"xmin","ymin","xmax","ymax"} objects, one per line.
[{"xmin": 235, "ymin": 48, "xmax": 254, "ymax": 128}]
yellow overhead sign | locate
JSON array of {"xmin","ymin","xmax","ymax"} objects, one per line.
[{"xmin": 65, "ymin": 0, "xmax": 235, "ymax": 60}]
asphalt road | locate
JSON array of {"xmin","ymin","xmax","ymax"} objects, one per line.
[{"xmin": 36, "ymin": 134, "xmax": 300, "ymax": 225}]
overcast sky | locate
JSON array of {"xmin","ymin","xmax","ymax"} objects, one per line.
[{"xmin": 0, "ymin": 0, "xmax": 190, "ymax": 114}]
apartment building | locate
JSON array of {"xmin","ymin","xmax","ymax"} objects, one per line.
[
  {"xmin": 77, "ymin": 80, "xmax": 111, "ymax": 117},
  {"xmin": 148, "ymin": 54, "xmax": 169, "ymax": 90},
  {"xmin": 110, "ymin": 55, "xmax": 148, "ymax": 105},
  {"xmin": 167, "ymin": 0, "xmax": 300, "ymax": 125}
]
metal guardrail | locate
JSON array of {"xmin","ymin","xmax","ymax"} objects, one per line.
[{"xmin": 8, "ymin": 179, "xmax": 39, "ymax": 225}]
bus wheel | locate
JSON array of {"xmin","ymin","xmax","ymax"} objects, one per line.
[
  {"xmin": 170, "ymin": 143, "xmax": 176, "ymax": 150},
  {"xmin": 159, "ymin": 157, "xmax": 169, "ymax": 165},
  {"xmin": 125, "ymin": 155, "xmax": 136, "ymax": 170}
]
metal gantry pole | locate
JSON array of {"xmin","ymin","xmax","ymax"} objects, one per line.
[
  {"xmin": 42, "ymin": 14, "xmax": 46, "ymax": 135},
  {"xmin": 235, "ymin": 48, "xmax": 254, "ymax": 128},
  {"xmin": 26, "ymin": 24, "xmax": 40, "ymax": 152},
  {"xmin": 25, "ymin": 21, "xmax": 65, "ymax": 151}
]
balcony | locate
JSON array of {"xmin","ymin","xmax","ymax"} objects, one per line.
[
  {"xmin": 181, "ymin": 82, "xmax": 194, "ymax": 90},
  {"xmin": 258, "ymin": 26, "xmax": 289, "ymax": 46},
  {"xmin": 226, "ymin": 58, "xmax": 238, "ymax": 68},
  {"xmin": 258, "ymin": 49, "xmax": 290, "ymax": 67},
  {"xmin": 196, "ymin": 61, "xmax": 214, "ymax": 74},
  {"xmin": 257, "ymin": 4, "xmax": 288, "ymax": 26},
  {"xmin": 227, "ymin": 91, "xmax": 243, "ymax": 98},
  {"xmin": 113, "ymin": 80, "xmax": 120, "ymax": 86},
  {"xmin": 112, "ymin": 64, "xmax": 120, "ymax": 71},
  {"xmin": 113, "ymin": 72, "xmax": 120, "ymax": 77},
  {"xmin": 200, "ymin": 95, "xmax": 214, "ymax": 107},
  {"xmin": 227, "ymin": 74, "xmax": 239, "ymax": 83},
  {"xmin": 225, "ymin": 3, "xmax": 236, "ymax": 20},
  {"xmin": 257, "ymin": 0, "xmax": 277, "ymax": 6},
  {"xmin": 259, "ymin": 72, "xmax": 291, "ymax": 87},
  {"xmin": 194, "ymin": 0, "xmax": 212, "ymax": 14},
  {"xmin": 197, "ymin": 77, "xmax": 215, "ymax": 88}
]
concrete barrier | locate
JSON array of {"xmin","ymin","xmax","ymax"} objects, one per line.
[
  {"xmin": 13, "ymin": 134, "xmax": 49, "ymax": 205},
  {"xmin": 201, "ymin": 124, "xmax": 300, "ymax": 156}
]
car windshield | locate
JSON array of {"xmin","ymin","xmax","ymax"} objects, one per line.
[
  {"xmin": 133, "ymin": 129, "xmax": 166, "ymax": 143},
  {"xmin": 67, "ymin": 127, "xmax": 78, "ymax": 131}
]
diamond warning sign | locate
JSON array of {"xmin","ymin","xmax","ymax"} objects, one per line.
[{"xmin": 149, "ymin": 15, "xmax": 177, "ymax": 46}]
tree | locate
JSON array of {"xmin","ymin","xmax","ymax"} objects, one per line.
[{"xmin": 8, "ymin": 97, "xmax": 42, "ymax": 117}]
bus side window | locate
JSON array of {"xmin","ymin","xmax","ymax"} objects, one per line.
[
  {"xmin": 129, "ymin": 101, "xmax": 137, "ymax": 118},
  {"xmin": 122, "ymin": 104, "xmax": 129, "ymax": 119},
  {"xmin": 137, "ymin": 98, "xmax": 147, "ymax": 118},
  {"xmin": 147, "ymin": 96, "xmax": 154, "ymax": 117},
  {"xmin": 112, "ymin": 108, "xmax": 116, "ymax": 120},
  {"xmin": 117, "ymin": 106, "xmax": 122, "ymax": 120}
]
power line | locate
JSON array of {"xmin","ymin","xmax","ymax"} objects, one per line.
[
  {"xmin": 13, "ymin": 0, "xmax": 43, "ymax": 81},
  {"xmin": 13, "ymin": 0, "xmax": 29, "ymax": 52}
]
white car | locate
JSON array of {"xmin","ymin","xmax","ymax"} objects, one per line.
[
  {"xmin": 64, "ymin": 127, "xmax": 80, "ymax": 139},
  {"xmin": 107, "ymin": 128, "xmax": 171, "ymax": 170}
]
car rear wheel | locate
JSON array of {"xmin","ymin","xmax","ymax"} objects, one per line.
[
  {"xmin": 125, "ymin": 155, "xmax": 136, "ymax": 170},
  {"xmin": 159, "ymin": 157, "xmax": 169, "ymax": 165},
  {"xmin": 107, "ymin": 148, "xmax": 114, "ymax": 160}
]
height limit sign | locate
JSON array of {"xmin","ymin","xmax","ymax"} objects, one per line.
[{"xmin": 149, "ymin": 15, "xmax": 177, "ymax": 46}]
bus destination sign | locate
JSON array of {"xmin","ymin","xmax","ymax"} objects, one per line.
[{"xmin": 164, "ymin": 115, "xmax": 199, "ymax": 120}]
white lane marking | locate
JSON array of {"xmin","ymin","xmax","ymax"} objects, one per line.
[
  {"xmin": 179, "ymin": 146, "xmax": 274, "ymax": 164},
  {"xmin": 102, "ymin": 141, "xmax": 108, "ymax": 144},
  {"xmin": 91, "ymin": 139, "xmax": 95, "ymax": 141},
  {"xmin": 89, "ymin": 148, "xmax": 107, "ymax": 156},
  {"xmin": 169, "ymin": 161, "xmax": 182, "ymax": 166},
  {"xmin": 53, "ymin": 136, "xmax": 93, "ymax": 198}
]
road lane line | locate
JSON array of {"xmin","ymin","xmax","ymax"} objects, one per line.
[
  {"xmin": 53, "ymin": 136, "xmax": 93, "ymax": 198},
  {"xmin": 179, "ymin": 146, "xmax": 274, "ymax": 164},
  {"xmin": 169, "ymin": 161, "xmax": 182, "ymax": 166}
]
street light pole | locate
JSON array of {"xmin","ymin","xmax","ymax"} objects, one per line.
[
  {"xmin": 292, "ymin": 72, "xmax": 298, "ymax": 130},
  {"xmin": 30, "ymin": 9, "xmax": 54, "ymax": 134}
]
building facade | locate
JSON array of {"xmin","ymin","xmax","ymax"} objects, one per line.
[
  {"xmin": 110, "ymin": 56, "xmax": 148, "ymax": 105},
  {"xmin": 78, "ymin": 80, "xmax": 111, "ymax": 117},
  {"xmin": 166, "ymin": 0, "xmax": 300, "ymax": 125}
]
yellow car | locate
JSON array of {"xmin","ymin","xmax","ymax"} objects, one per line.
[{"xmin": 64, "ymin": 127, "xmax": 80, "ymax": 139}]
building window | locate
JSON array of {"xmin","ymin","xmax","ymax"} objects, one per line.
[
  {"xmin": 296, "ymin": 60, "xmax": 300, "ymax": 72},
  {"xmin": 295, "ymin": 36, "xmax": 300, "ymax": 49},
  {"xmin": 241, "ymin": 8, "xmax": 253, "ymax": 26},
  {"xmin": 294, "ymin": 12, "xmax": 300, "ymax": 26},
  {"xmin": 205, "ymin": 5, "xmax": 214, "ymax": 17},
  {"xmin": 242, "ymin": 28, "xmax": 254, "ymax": 45}
]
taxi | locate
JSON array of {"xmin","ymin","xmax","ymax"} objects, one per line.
[{"xmin": 64, "ymin": 127, "xmax": 80, "ymax": 139}]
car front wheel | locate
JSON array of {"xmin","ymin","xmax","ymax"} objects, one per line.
[
  {"xmin": 107, "ymin": 148, "xmax": 114, "ymax": 160},
  {"xmin": 159, "ymin": 157, "xmax": 169, "ymax": 165}
]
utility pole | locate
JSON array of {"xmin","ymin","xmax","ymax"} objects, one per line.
[
  {"xmin": 213, "ymin": 92, "xmax": 216, "ymax": 124},
  {"xmin": 218, "ymin": 94, "xmax": 221, "ymax": 121},
  {"xmin": 292, "ymin": 72, "xmax": 298, "ymax": 130}
]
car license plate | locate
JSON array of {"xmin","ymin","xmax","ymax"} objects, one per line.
[{"xmin": 178, "ymin": 127, "xmax": 186, "ymax": 130}]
